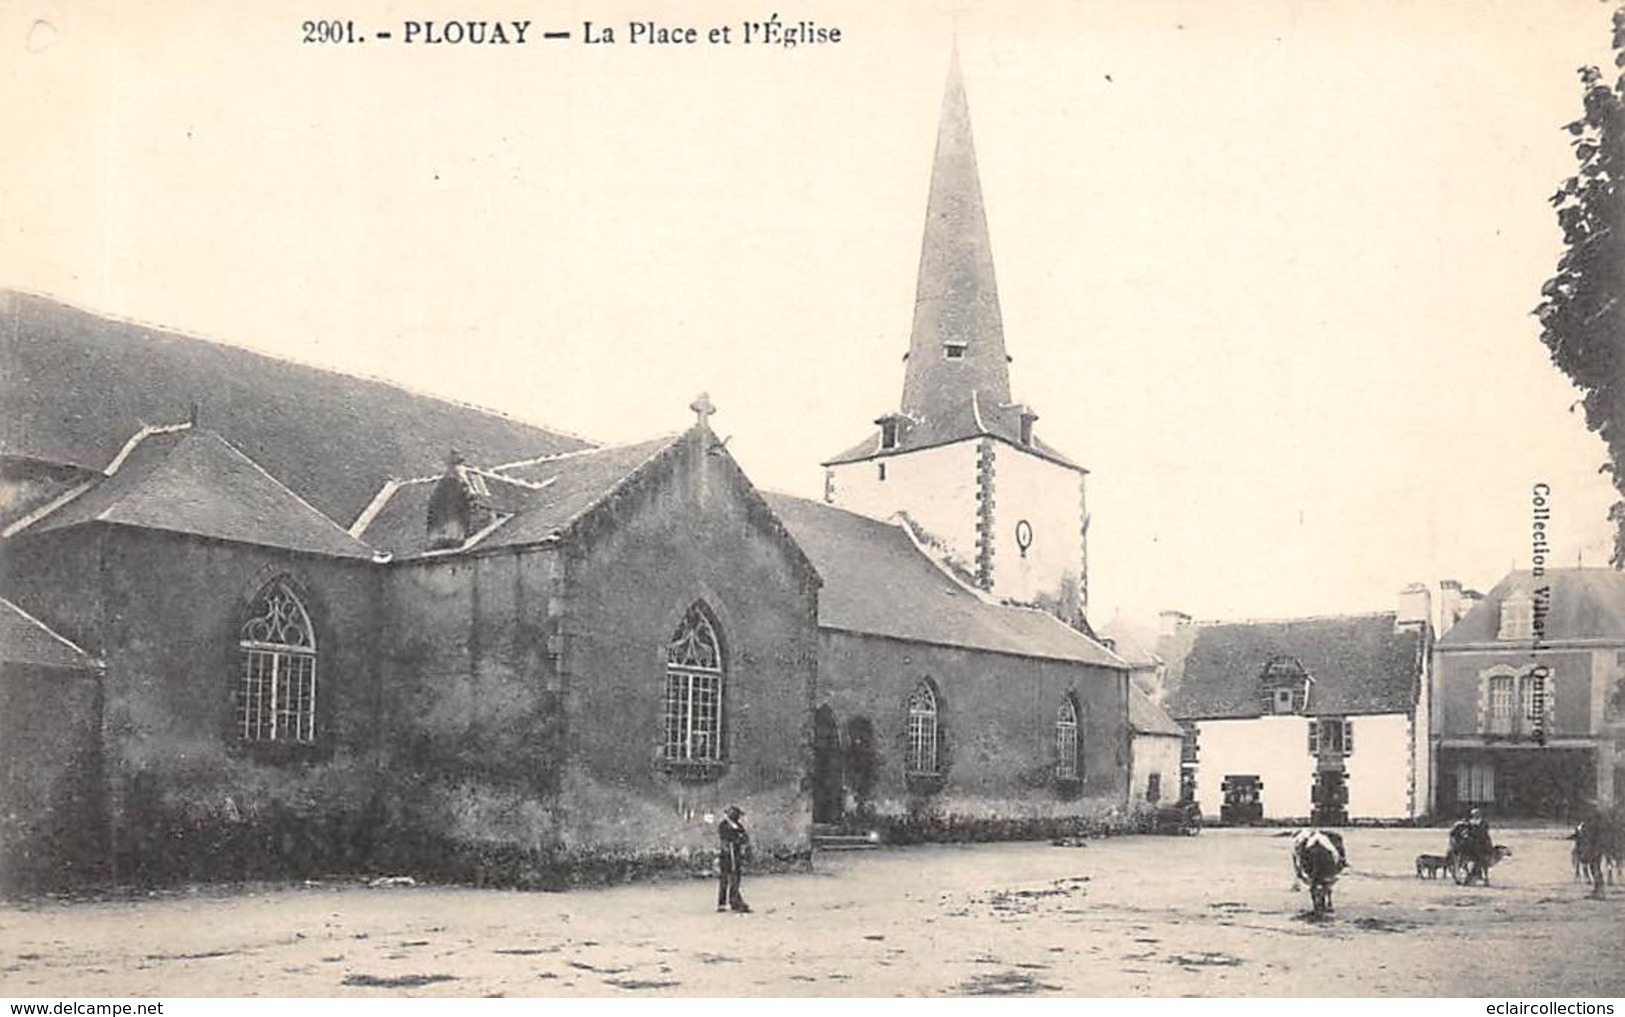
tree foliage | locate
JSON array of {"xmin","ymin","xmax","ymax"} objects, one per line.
[{"xmin": 1536, "ymin": 6, "xmax": 1625, "ymax": 567}]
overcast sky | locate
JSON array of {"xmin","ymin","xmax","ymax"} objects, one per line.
[{"xmin": 2, "ymin": 0, "xmax": 1618, "ymax": 625}]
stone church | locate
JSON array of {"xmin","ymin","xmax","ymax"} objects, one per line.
[{"xmin": 0, "ymin": 55, "xmax": 1144, "ymax": 890}]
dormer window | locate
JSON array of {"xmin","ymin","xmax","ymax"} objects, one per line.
[
  {"xmin": 876, "ymin": 414, "xmax": 904, "ymax": 451},
  {"xmin": 944, "ymin": 342, "xmax": 967, "ymax": 360},
  {"xmin": 1019, "ymin": 412, "xmax": 1037, "ymax": 446},
  {"xmin": 1499, "ymin": 590, "xmax": 1533, "ymax": 641},
  {"xmin": 1260, "ymin": 655, "xmax": 1311, "ymax": 715}
]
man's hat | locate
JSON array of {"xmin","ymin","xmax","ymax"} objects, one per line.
[{"xmin": 726, "ymin": 805, "xmax": 743, "ymax": 818}]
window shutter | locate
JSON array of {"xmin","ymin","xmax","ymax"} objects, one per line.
[
  {"xmin": 1343, "ymin": 719, "xmax": 1354, "ymax": 756},
  {"xmin": 1307, "ymin": 720, "xmax": 1319, "ymax": 756}
]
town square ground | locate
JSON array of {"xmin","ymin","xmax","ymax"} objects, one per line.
[{"xmin": 1, "ymin": 827, "xmax": 1620, "ymax": 998}]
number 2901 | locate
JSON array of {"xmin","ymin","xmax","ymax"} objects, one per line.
[{"xmin": 303, "ymin": 20, "xmax": 358, "ymax": 43}]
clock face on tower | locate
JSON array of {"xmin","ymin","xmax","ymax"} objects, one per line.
[{"xmin": 1014, "ymin": 519, "xmax": 1034, "ymax": 557}]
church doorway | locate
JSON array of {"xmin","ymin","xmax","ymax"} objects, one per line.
[{"xmin": 812, "ymin": 705, "xmax": 843, "ymax": 824}]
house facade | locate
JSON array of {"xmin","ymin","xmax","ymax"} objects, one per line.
[
  {"xmin": 1432, "ymin": 568, "xmax": 1625, "ymax": 819},
  {"xmin": 1161, "ymin": 588, "xmax": 1432, "ymax": 824}
]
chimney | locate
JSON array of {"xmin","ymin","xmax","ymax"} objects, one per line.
[
  {"xmin": 1439, "ymin": 579, "xmax": 1463, "ymax": 635},
  {"xmin": 1396, "ymin": 581, "xmax": 1431, "ymax": 631},
  {"xmin": 1461, "ymin": 588, "xmax": 1485, "ymax": 616},
  {"xmin": 1158, "ymin": 610, "xmax": 1192, "ymax": 637},
  {"xmin": 426, "ymin": 450, "xmax": 474, "ymax": 550}
]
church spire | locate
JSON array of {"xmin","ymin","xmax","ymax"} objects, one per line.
[{"xmin": 899, "ymin": 46, "xmax": 1011, "ymax": 422}]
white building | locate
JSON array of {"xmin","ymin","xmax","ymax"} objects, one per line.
[{"xmin": 1160, "ymin": 589, "xmax": 1432, "ymax": 824}]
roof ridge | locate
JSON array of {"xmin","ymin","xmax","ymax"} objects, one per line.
[
  {"xmin": 1196, "ymin": 610, "xmax": 1396, "ymax": 627},
  {"xmin": 3, "ymin": 287, "xmax": 604, "ymax": 450},
  {"xmin": 349, "ymin": 478, "xmax": 402, "ymax": 537},
  {"xmin": 492, "ymin": 432, "xmax": 680, "ymax": 474},
  {"xmin": 0, "ymin": 596, "xmax": 101, "ymax": 666},
  {"xmin": 104, "ymin": 421, "xmax": 193, "ymax": 475},
  {"xmin": 1, "ymin": 479, "xmax": 98, "ymax": 539}
]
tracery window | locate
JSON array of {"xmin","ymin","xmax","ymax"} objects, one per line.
[
  {"xmin": 1055, "ymin": 697, "xmax": 1080, "ymax": 780},
  {"xmin": 664, "ymin": 602, "xmax": 725, "ymax": 765},
  {"xmin": 237, "ymin": 581, "xmax": 317, "ymax": 743},
  {"xmin": 905, "ymin": 681, "xmax": 940, "ymax": 775}
]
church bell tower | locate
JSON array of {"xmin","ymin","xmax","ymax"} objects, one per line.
[{"xmin": 822, "ymin": 47, "xmax": 1093, "ymax": 628}]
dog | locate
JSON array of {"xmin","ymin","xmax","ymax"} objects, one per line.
[{"xmin": 1415, "ymin": 853, "xmax": 1450, "ymax": 879}]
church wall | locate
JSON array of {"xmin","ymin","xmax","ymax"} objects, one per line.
[
  {"xmin": 817, "ymin": 629, "xmax": 1128, "ymax": 839},
  {"xmin": 0, "ymin": 661, "xmax": 104, "ymax": 890},
  {"xmin": 376, "ymin": 548, "xmax": 569, "ymax": 885},
  {"xmin": 561, "ymin": 431, "xmax": 820, "ymax": 871},
  {"xmin": 987, "ymin": 442, "xmax": 1085, "ymax": 614},
  {"xmin": 826, "ymin": 441, "xmax": 980, "ymax": 574},
  {"xmin": 1, "ymin": 525, "xmax": 383, "ymax": 882}
]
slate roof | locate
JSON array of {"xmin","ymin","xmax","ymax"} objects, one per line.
[
  {"xmin": 1129, "ymin": 686, "xmax": 1183, "ymax": 737},
  {"xmin": 760, "ymin": 492, "xmax": 1123, "ymax": 668},
  {"xmin": 1, "ymin": 290, "xmax": 592, "ymax": 526},
  {"xmin": 0, "ymin": 596, "xmax": 100, "ymax": 670},
  {"xmin": 1163, "ymin": 613, "xmax": 1424, "ymax": 720},
  {"xmin": 358, "ymin": 435, "xmax": 681, "ymax": 558},
  {"xmin": 1438, "ymin": 568, "xmax": 1625, "ymax": 646},
  {"xmin": 822, "ymin": 401, "xmax": 1084, "ymax": 471},
  {"xmin": 19, "ymin": 426, "xmax": 375, "ymax": 559}
]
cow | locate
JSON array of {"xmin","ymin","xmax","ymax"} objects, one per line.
[{"xmin": 1292, "ymin": 828, "xmax": 1348, "ymax": 916}]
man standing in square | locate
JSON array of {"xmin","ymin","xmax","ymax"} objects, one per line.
[{"xmin": 717, "ymin": 805, "xmax": 751, "ymax": 913}]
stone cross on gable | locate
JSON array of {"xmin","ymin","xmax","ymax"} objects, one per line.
[{"xmin": 690, "ymin": 392, "xmax": 716, "ymax": 428}]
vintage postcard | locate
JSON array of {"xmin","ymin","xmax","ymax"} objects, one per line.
[{"xmin": 1, "ymin": 0, "xmax": 1622, "ymax": 1001}]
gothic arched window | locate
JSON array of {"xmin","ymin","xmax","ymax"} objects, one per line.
[
  {"xmin": 905, "ymin": 681, "xmax": 940, "ymax": 775},
  {"xmin": 237, "ymin": 580, "xmax": 317, "ymax": 743},
  {"xmin": 1056, "ymin": 696, "xmax": 1081, "ymax": 780},
  {"xmin": 664, "ymin": 602, "xmax": 725, "ymax": 764}
]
